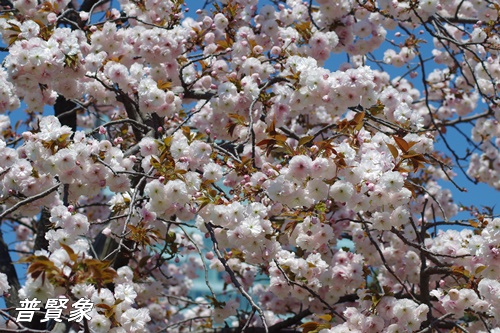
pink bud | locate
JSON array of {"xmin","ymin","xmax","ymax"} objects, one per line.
[
  {"xmin": 270, "ymin": 46, "xmax": 281, "ymax": 56},
  {"xmin": 47, "ymin": 12, "xmax": 58, "ymax": 24},
  {"xmin": 253, "ymin": 45, "xmax": 263, "ymax": 54}
]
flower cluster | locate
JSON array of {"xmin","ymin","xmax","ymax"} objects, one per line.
[{"xmin": 0, "ymin": 0, "xmax": 499, "ymax": 332}]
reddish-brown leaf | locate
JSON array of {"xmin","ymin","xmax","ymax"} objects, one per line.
[{"xmin": 393, "ymin": 136, "xmax": 409, "ymax": 153}]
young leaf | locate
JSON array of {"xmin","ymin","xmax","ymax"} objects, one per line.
[
  {"xmin": 301, "ymin": 321, "xmax": 320, "ymax": 333},
  {"xmin": 393, "ymin": 136, "xmax": 409, "ymax": 153},
  {"xmin": 386, "ymin": 143, "xmax": 399, "ymax": 159},
  {"xmin": 298, "ymin": 135, "xmax": 314, "ymax": 146}
]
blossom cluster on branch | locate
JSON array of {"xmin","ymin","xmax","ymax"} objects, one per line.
[{"xmin": 0, "ymin": 0, "xmax": 499, "ymax": 332}]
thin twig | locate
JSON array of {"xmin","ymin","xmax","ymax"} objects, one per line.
[
  {"xmin": 274, "ymin": 260, "xmax": 346, "ymax": 321},
  {"xmin": 0, "ymin": 183, "xmax": 60, "ymax": 221},
  {"xmin": 0, "ymin": 309, "xmax": 52, "ymax": 333},
  {"xmin": 178, "ymin": 224, "xmax": 217, "ymax": 301},
  {"xmin": 205, "ymin": 222, "xmax": 269, "ymax": 333},
  {"xmin": 360, "ymin": 217, "xmax": 420, "ymax": 304}
]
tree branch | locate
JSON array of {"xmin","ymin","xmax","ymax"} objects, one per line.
[{"xmin": 205, "ymin": 222, "xmax": 269, "ymax": 333}]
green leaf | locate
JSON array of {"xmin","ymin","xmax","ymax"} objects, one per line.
[
  {"xmin": 298, "ymin": 135, "xmax": 314, "ymax": 146},
  {"xmin": 475, "ymin": 265, "xmax": 487, "ymax": 275}
]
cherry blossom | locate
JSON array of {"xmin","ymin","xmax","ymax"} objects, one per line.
[{"xmin": 0, "ymin": 0, "xmax": 499, "ymax": 332}]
